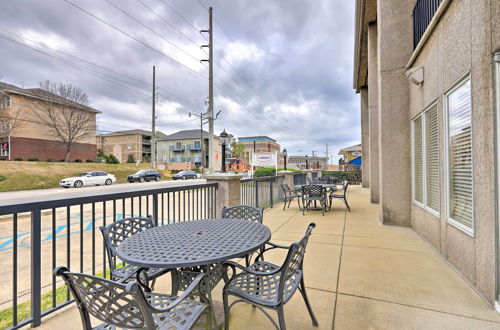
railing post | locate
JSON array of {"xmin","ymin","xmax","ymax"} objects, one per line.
[
  {"xmin": 152, "ymin": 194, "xmax": 159, "ymax": 226},
  {"xmin": 270, "ymin": 178, "xmax": 274, "ymax": 208},
  {"xmin": 31, "ymin": 209, "xmax": 42, "ymax": 327},
  {"xmin": 255, "ymin": 180, "xmax": 259, "ymax": 208},
  {"xmin": 205, "ymin": 174, "xmax": 242, "ymax": 217}
]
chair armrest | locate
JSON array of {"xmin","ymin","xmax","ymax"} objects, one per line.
[
  {"xmin": 253, "ymin": 241, "xmax": 290, "ymax": 262},
  {"xmin": 224, "ymin": 260, "xmax": 281, "ymax": 277},
  {"xmin": 148, "ymin": 273, "xmax": 206, "ymax": 313}
]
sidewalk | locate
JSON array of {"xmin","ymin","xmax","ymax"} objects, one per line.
[{"xmin": 33, "ymin": 185, "xmax": 500, "ymax": 329}]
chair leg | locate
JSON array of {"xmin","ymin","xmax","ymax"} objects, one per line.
[
  {"xmin": 277, "ymin": 305, "xmax": 286, "ymax": 330},
  {"xmin": 223, "ymin": 291, "xmax": 231, "ymax": 330},
  {"xmin": 245, "ymin": 254, "xmax": 250, "ymax": 267},
  {"xmin": 344, "ymin": 197, "xmax": 351, "ymax": 212},
  {"xmin": 206, "ymin": 291, "xmax": 217, "ymax": 329},
  {"xmin": 283, "ymin": 198, "xmax": 287, "ymax": 211},
  {"xmin": 299, "ymin": 277, "xmax": 319, "ymax": 327}
]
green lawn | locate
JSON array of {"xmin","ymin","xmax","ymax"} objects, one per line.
[{"xmin": 0, "ymin": 161, "xmax": 171, "ymax": 192}]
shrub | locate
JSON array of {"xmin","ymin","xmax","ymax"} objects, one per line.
[
  {"xmin": 28, "ymin": 157, "xmax": 39, "ymax": 161},
  {"xmin": 60, "ymin": 159, "xmax": 66, "ymax": 162},
  {"xmin": 322, "ymin": 170, "xmax": 362, "ymax": 184},
  {"xmin": 142, "ymin": 154, "xmax": 150, "ymax": 163},
  {"xmin": 126, "ymin": 154, "xmax": 135, "ymax": 163},
  {"xmin": 86, "ymin": 159, "xmax": 94, "ymax": 163},
  {"xmin": 0, "ymin": 156, "xmax": 6, "ymax": 161},
  {"xmin": 47, "ymin": 158, "xmax": 55, "ymax": 162},
  {"xmin": 105, "ymin": 154, "xmax": 120, "ymax": 164},
  {"xmin": 254, "ymin": 167, "xmax": 276, "ymax": 177},
  {"xmin": 14, "ymin": 157, "xmax": 23, "ymax": 161},
  {"xmin": 0, "ymin": 175, "xmax": 6, "ymax": 182},
  {"xmin": 74, "ymin": 159, "xmax": 82, "ymax": 163}
]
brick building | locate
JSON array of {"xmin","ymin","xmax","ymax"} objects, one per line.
[{"xmin": 0, "ymin": 82, "xmax": 100, "ymax": 161}]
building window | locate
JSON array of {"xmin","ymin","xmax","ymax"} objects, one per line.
[
  {"xmin": 412, "ymin": 103, "xmax": 440, "ymax": 214},
  {"xmin": 127, "ymin": 145, "xmax": 132, "ymax": 150},
  {"xmin": 412, "ymin": 115, "xmax": 424, "ymax": 204},
  {"xmin": 446, "ymin": 78, "xmax": 473, "ymax": 234},
  {"xmin": 194, "ymin": 140, "xmax": 200, "ymax": 148},
  {"xmin": 0, "ymin": 96, "xmax": 11, "ymax": 109},
  {"xmin": 176, "ymin": 142, "xmax": 182, "ymax": 149}
]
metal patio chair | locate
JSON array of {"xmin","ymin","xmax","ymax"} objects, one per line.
[
  {"xmin": 329, "ymin": 180, "xmax": 351, "ymax": 211},
  {"xmin": 54, "ymin": 266, "xmax": 208, "ymax": 330},
  {"xmin": 222, "ymin": 205, "xmax": 265, "ymax": 267},
  {"xmin": 99, "ymin": 216, "xmax": 170, "ymax": 287},
  {"xmin": 301, "ymin": 185, "xmax": 328, "ymax": 216},
  {"xmin": 222, "ymin": 205, "xmax": 264, "ymax": 224},
  {"xmin": 280, "ymin": 183, "xmax": 302, "ymax": 211},
  {"xmin": 222, "ymin": 223, "xmax": 318, "ymax": 330}
]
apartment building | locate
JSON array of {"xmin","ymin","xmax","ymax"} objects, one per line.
[
  {"xmin": 237, "ymin": 136, "xmax": 283, "ymax": 166},
  {"xmin": 156, "ymin": 129, "xmax": 221, "ymax": 170},
  {"xmin": 96, "ymin": 129, "xmax": 167, "ymax": 163},
  {"xmin": 0, "ymin": 82, "xmax": 99, "ymax": 161},
  {"xmin": 287, "ymin": 155, "xmax": 329, "ymax": 170},
  {"xmin": 354, "ymin": 0, "xmax": 500, "ymax": 307}
]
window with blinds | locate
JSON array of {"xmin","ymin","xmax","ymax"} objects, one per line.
[
  {"xmin": 425, "ymin": 105, "xmax": 440, "ymax": 212},
  {"xmin": 446, "ymin": 79, "xmax": 473, "ymax": 233},
  {"xmin": 413, "ymin": 116, "xmax": 424, "ymax": 204}
]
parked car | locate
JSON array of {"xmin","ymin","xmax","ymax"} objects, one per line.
[
  {"xmin": 128, "ymin": 170, "xmax": 161, "ymax": 183},
  {"xmin": 60, "ymin": 172, "xmax": 116, "ymax": 188},
  {"xmin": 172, "ymin": 170, "xmax": 198, "ymax": 180}
]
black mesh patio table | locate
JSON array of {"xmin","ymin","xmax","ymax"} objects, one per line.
[
  {"xmin": 116, "ymin": 218, "xmax": 271, "ymax": 268},
  {"xmin": 295, "ymin": 183, "xmax": 338, "ymax": 190}
]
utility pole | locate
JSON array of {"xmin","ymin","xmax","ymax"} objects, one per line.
[
  {"xmin": 201, "ymin": 7, "xmax": 214, "ymax": 173},
  {"xmin": 151, "ymin": 65, "xmax": 156, "ymax": 168},
  {"xmin": 325, "ymin": 143, "xmax": 329, "ymax": 164}
]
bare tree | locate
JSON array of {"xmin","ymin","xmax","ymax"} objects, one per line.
[{"xmin": 31, "ymin": 80, "xmax": 95, "ymax": 162}]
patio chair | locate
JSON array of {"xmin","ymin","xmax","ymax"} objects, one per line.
[
  {"xmin": 54, "ymin": 266, "xmax": 208, "ymax": 330},
  {"xmin": 99, "ymin": 216, "xmax": 170, "ymax": 287},
  {"xmin": 329, "ymin": 180, "xmax": 350, "ymax": 211},
  {"xmin": 222, "ymin": 205, "xmax": 264, "ymax": 223},
  {"xmin": 222, "ymin": 223, "xmax": 318, "ymax": 330},
  {"xmin": 280, "ymin": 183, "xmax": 302, "ymax": 211},
  {"xmin": 301, "ymin": 185, "xmax": 328, "ymax": 216},
  {"xmin": 222, "ymin": 205, "xmax": 265, "ymax": 267}
]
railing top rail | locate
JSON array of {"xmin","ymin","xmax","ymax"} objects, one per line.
[
  {"xmin": 240, "ymin": 175, "xmax": 284, "ymax": 183},
  {"xmin": 0, "ymin": 182, "xmax": 218, "ymax": 215}
]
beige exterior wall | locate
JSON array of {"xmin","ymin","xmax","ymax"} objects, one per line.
[
  {"xmin": 355, "ymin": 0, "xmax": 500, "ymax": 306},
  {"xmin": 367, "ymin": 22, "xmax": 379, "ymax": 203},
  {"xmin": 96, "ymin": 134, "xmax": 145, "ymax": 163},
  {"xmin": 360, "ymin": 87, "xmax": 370, "ymax": 188},
  {"xmin": 2, "ymin": 94, "xmax": 96, "ymax": 145},
  {"xmin": 408, "ymin": 0, "xmax": 498, "ymax": 304}
]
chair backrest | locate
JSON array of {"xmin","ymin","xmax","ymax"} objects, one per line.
[
  {"xmin": 281, "ymin": 183, "xmax": 292, "ymax": 195},
  {"xmin": 301, "ymin": 184, "xmax": 325, "ymax": 198},
  {"xmin": 54, "ymin": 266, "xmax": 155, "ymax": 329},
  {"xmin": 343, "ymin": 180, "xmax": 349, "ymax": 193},
  {"xmin": 278, "ymin": 223, "xmax": 315, "ymax": 300},
  {"xmin": 99, "ymin": 216, "xmax": 155, "ymax": 271},
  {"xmin": 221, "ymin": 205, "xmax": 264, "ymax": 224}
]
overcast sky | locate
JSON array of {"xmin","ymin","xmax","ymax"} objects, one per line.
[{"xmin": 0, "ymin": 0, "xmax": 359, "ymax": 160}]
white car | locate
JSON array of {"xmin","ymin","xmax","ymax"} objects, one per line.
[{"xmin": 60, "ymin": 171, "xmax": 116, "ymax": 188}]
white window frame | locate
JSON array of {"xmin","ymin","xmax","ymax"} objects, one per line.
[
  {"xmin": 444, "ymin": 73, "xmax": 474, "ymax": 236},
  {"xmin": 411, "ymin": 101, "xmax": 440, "ymax": 217}
]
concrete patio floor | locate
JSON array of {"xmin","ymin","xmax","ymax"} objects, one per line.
[{"xmin": 31, "ymin": 185, "xmax": 500, "ymax": 329}]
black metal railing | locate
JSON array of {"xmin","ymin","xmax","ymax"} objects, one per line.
[
  {"xmin": 413, "ymin": 0, "xmax": 443, "ymax": 48},
  {"xmin": 0, "ymin": 183, "xmax": 217, "ymax": 329},
  {"xmin": 293, "ymin": 173, "xmax": 307, "ymax": 185},
  {"xmin": 240, "ymin": 176, "xmax": 284, "ymax": 209}
]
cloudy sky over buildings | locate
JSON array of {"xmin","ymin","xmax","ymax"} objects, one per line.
[{"xmin": 0, "ymin": 0, "xmax": 358, "ymax": 159}]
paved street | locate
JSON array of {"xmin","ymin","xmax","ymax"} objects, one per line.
[{"xmin": 0, "ymin": 179, "xmax": 211, "ymax": 309}]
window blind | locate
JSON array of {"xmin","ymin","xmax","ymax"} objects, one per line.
[
  {"xmin": 447, "ymin": 79, "xmax": 473, "ymax": 230},
  {"xmin": 413, "ymin": 116, "xmax": 424, "ymax": 204},
  {"xmin": 425, "ymin": 105, "xmax": 440, "ymax": 212}
]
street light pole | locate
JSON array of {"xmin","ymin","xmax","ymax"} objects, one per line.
[
  {"xmin": 219, "ymin": 129, "xmax": 229, "ymax": 172},
  {"xmin": 283, "ymin": 148, "xmax": 288, "ymax": 170}
]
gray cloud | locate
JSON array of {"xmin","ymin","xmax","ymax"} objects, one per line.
[{"xmin": 0, "ymin": 0, "xmax": 359, "ymax": 161}]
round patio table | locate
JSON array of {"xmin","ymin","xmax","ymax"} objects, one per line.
[
  {"xmin": 295, "ymin": 183, "xmax": 338, "ymax": 190},
  {"xmin": 116, "ymin": 218, "xmax": 271, "ymax": 268}
]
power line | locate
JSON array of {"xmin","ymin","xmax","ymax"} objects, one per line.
[
  {"xmin": 104, "ymin": 0, "xmax": 202, "ymax": 64},
  {"xmin": 63, "ymin": 0, "xmax": 207, "ymax": 80},
  {"xmin": 136, "ymin": 0, "xmax": 208, "ymax": 47}
]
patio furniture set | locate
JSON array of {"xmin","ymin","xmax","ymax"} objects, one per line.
[
  {"xmin": 281, "ymin": 176, "xmax": 351, "ymax": 215},
  {"xmin": 54, "ymin": 204, "xmax": 318, "ymax": 329}
]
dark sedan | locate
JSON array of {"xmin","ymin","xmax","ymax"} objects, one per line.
[
  {"xmin": 128, "ymin": 170, "xmax": 161, "ymax": 183},
  {"xmin": 172, "ymin": 170, "xmax": 198, "ymax": 180}
]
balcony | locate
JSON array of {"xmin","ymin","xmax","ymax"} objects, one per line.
[
  {"xmin": 187, "ymin": 144, "xmax": 202, "ymax": 151},
  {"xmin": 169, "ymin": 145, "xmax": 185, "ymax": 152},
  {"xmin": 412, "ymin": 0, "xmax": 443, "ymax": 48},
  {"xmin": 2, "ymin": 182, "xmax": 498, "ymax": 329}
]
